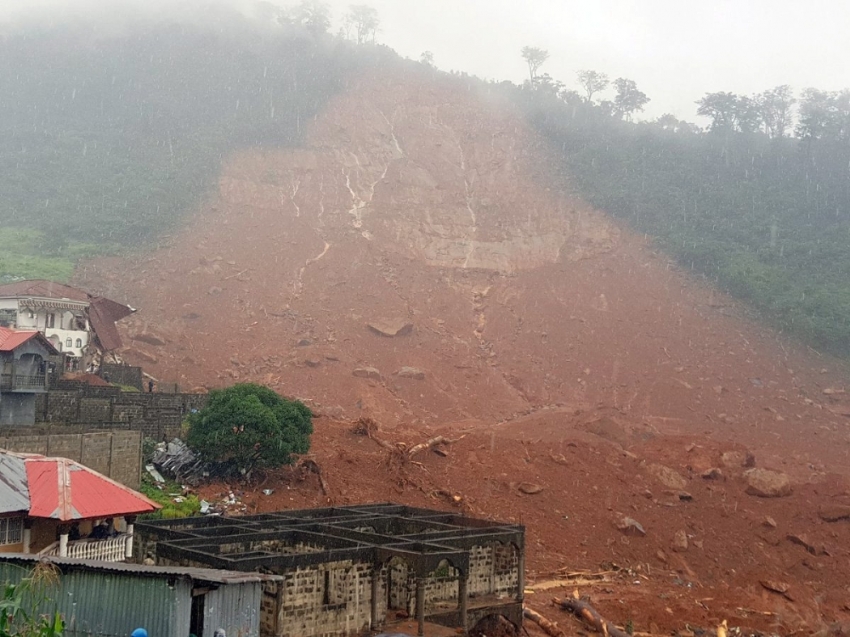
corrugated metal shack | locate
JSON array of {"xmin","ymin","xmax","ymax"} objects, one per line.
[{"xmin": 0, "ymin": 554, "xmax": 281, "ymax": 637}]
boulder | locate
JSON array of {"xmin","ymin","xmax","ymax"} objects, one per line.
[
  {"xmin": 819, "ymin": 505, "xmax": 850, "ymax": 522},
  {"xmin": 701, "ymin": 467, "xmax": 724, "ymax": 480},
  {"xmin": 353, "ymin": 367, "xmax": 383, "ymax": 381},
  {"xmin": 671, "ymin": 530, "xmax": 689, "ymax": 552},
  {"xmin": 396, "ymin": 367, "xmax": 426, "ymax": 380},
  {"xmin": 647, "ymin": 464, "xmax": 688, "ymax": 491},
  {"xmin": 721, "ymin": 449, "xmax": 756, "ymax": 470},
  {"xmin": 518, "ymin": 483, "xmax": 544, "ymax": 495},
  {"xmin": 367, "ymin": 319, "xmax": 413, "ymax": 337},
  {"xmin": 745, "ymin": 468, "xmax": 792, "ymax": 498},
  {"xmin": 616, "ymin": 517, "xmax": 646, "ymax": 537}
]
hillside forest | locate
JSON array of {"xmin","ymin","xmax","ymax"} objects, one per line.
[{"xmin": 1, "ymin": 2, "xmax": 849, "ymax": 356}]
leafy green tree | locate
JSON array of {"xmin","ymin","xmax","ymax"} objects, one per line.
[
  {"xmin": 520, "ymin": 46, "xmax": 549, "ymax": 84},
  {"xmin": 343, "ymin": 5, "xmax": 380, "ymax": 44},
  {"xmin": 612, "ymin": 78, "xmax": 649, "ymax": 120},
  {"xmin": 733, "ymin": 95, "xmax": 762, "ymax": 133},
  {"xmin": 756, "ymin": 85, "xmax": 795, "ymax": 138},
  {"xmin": 187, "ymin": 383, "xmax": 312, "ymax": 476},
  {"xmin": 576, "ymin": 70, "xmax": 609, "ymax": 102},
  {"xmin": 420, "ymin": 51, "xmax": 435, "ymax": 67},
  {"xmin": 280, "ymin": 0, "xmax": 332, "ymax": 36},
  {"xmin": 696, "ymin": 91, "xmax": 740, "ymax": 131}
]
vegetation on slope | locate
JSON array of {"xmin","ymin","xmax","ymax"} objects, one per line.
[
  {"xmin": 508, "ymin": 65, "xmax": 850, "ymax": 355},
  {"xmin": 0, "ymin": 8, "xmax": 378, "ymax": 281}
]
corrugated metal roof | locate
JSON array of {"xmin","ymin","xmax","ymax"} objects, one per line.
[
  {"xmin": 0, "ymin": 453, "xmax": 30, "ymax": 514},
  {"xmin": 0, "ymin": 326, "xmax": 39, "ymax": 352},
  {"xmin": 25, "ymin": 454, "xmax": 160, "ymax": 520},
  {"xmin": 0, "ymin": 280, "xmax": 90, "ymax": 302},
  {"xmin": 0, "ymin": 326, "xmax": 60, "ymax": 354},
  {"xmin": 0, "ymin": 554, "xmax": 282, "ymax": 584},
  {"xmin": 0, "ymin": 450, "xmax": 160, "ymax": 521},
  {"xmin": 88, "ymin": 297, "xmax": 135, "ymax": 351},
  {"xmin": 0, "ymin": 557, "xmax": 193, "ymax": 637}
]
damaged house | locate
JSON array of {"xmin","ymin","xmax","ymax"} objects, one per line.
[
  {"xmin": 0, "ymin": 280, "xmax": 134, "ymax": 369},
  {"xmin": 136, "ymin": 503, "xmax": 525, "ymax": 637}
]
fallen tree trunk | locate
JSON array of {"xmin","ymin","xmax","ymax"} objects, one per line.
[
  {"xmin": 407, "ymin": 435, "xmax": 456, "ymax": 459},
  {"xmin": 522, "ymin": 607, "xmax": 565, "ymax": 637},
  {"xmin": 555, "ymin": 597, "xmax": 631, "ymax": 637}
]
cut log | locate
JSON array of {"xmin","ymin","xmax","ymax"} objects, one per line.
[
  {"xmin": 555, "ymin": 597, "xmax": 632, "ymax": 637},
  {"xmin": 407, "ymin": 435, "xmax": 456, "ymax": 459},
  {"xmin": 522, "ymin": 607, "xmax": 566, "ymax": 637}
]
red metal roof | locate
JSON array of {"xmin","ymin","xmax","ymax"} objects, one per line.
[
  {"xmin": 0, "ymin": 327, "xmax": 60, "ymax": 354},
  {"xmin": 2, "ymin": 452, "xmax": 161, "ymax": 521},
  {"xmin": 0, "ymin": 326, "xmax": 40, "ymax": 352},
  {"xmin": 0, "ymin": 280, "xmax": 89, "ymax": 302}
]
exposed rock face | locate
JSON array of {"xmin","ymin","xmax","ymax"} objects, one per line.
[{"xmin": 745, "ymin": 468, "xmax": 792, "ymax": 498}]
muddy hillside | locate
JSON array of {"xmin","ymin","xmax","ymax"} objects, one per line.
[{"xmin": 77, "ymin": 65, "xmax": 850, "ymax": 634}]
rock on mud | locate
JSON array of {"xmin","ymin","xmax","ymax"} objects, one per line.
[
  {"xmin": 396, "ymin": 367, "xmax": 426, "ymax": 380},
  {"xmin": 367, "ymin": 319, "xmax": 413, "ymax": 337},
  {"xmin": 721, "ymin": 449, "xmax": 756, "ymax": 470},
  {"xmin": 671, "ymin": 529, "xmax": 689, "ymax": 552},
  {"xmin": 647, "ymin": 464, "xmax": 688, "ymax": 490},
  {"xmin": 616, "ymin": 517, "xmax": 646, "ymax": 537},
  {"xmin": 353, "ymin": 367, "xmax": 383, "ymax": 381},
  {"xmin": 745, "ymin": 468, "xmax": 792, "ymax": 498},
  {"xmin": 819, "ymin": 505, "xmax": 850, "ymax": 522}
]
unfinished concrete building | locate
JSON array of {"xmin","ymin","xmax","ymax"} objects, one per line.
[{"xmin": 136, "ymin": 503, "xmax": 525, "ymax": 637}]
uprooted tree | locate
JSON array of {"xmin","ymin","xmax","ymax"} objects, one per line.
[{"xmin": 187, "ymin": 383, "xmax": 312, "ymax": 477}]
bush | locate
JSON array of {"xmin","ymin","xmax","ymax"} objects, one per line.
[{"xmin": 186, "ymin": 383, "xmax": 312, "ymax": 476}]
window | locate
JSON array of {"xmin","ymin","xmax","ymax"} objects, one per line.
[
  {"xmin": 65, "ymin": 337, "xmax": 72, "ymax": 348},
  {"xmin": 75, "ymin": 339, "xmax": 82, "ymax": 348},
  {"xmin": 322, "ymin": 568, "xmax": 348, "ymax": 608},
  {"xmin": 0, "ymin": 517, "xmax": 23, "ymax": 546},
  {"xmin": 46, "ymin": 313, "xmax": 55, "ymax": 328}
]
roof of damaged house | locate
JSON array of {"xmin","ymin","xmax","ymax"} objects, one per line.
[
  {"xmin": 0, "ymin": 280, "xmax": 89, "ymax": 302},
  {"xmin": 0, "ymin": 450, "xmax": 160, "ymax": 520},
  {"xmin": 0, "ymin": 327, "xmax": 59, "ymax": 354},
  {"xmin": 0, "ymin": 280, "xmax": 135, "ymax": 351}
]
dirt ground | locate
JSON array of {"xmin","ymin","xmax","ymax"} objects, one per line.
[{"xmin": 76, "ymin": 62, "xmax": 850, "ymax": 636}]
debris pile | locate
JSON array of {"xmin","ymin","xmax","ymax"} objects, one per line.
[{"xmin": 150, "ymin": 439, "xmax": 208, "ymax": 485}]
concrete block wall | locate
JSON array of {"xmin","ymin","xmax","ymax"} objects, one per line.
[
  {"xmin": 0, "ymin": 430, "xmax": 142, "ymax": 488},
  {"xmin": 269, "ymin": 559, "xmax": 376, "ymax": 637},
  {"xmin": 34, "ymin": 383, "xmax": 209, "ymax": 441},
  {"xmin": 101, "ymin": 364, "xmax": 143, "ymax": 391},
  {"xmin": 466, "ymin": 542, "xmax": 520, "ymax": 598}
]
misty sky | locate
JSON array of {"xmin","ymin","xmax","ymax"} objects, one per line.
[{"xmin": 2, "ymin": 0, "xmax": 849, "ymax": 119}]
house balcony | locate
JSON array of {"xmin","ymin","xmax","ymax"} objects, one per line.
[
  {"xmin": 0, "ymin": 373, "xmax": 47, "ymax": 392},
  {"xmin": 38, "ymin": 533, "xmax": 133, "ymax": 562}
]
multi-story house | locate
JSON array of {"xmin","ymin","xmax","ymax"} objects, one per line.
[
  {"xmin": 0, "ymin": 280, "xmax": 134, "ymax": 368},
  {"xmin": 0, "ymin": 326, "xmax": 57, "ymax": 425}
]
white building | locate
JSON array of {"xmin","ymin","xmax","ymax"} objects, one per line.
[{"xmin": 0, "ymin": 280, "xmax": 134, "ymax": 367}]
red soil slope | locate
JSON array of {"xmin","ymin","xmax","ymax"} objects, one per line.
[{"xmin": 77, "ymin": 65, "xmax": 850, "ymax": 635}]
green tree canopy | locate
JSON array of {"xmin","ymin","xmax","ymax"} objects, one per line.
[
  {"xmin": 576, "ymin": 69, "xmax": 610, "ymax": 102},
  {"xmin": 521, "ymin": 46, "xmax": 549, "ymax": 84},
  {"xmin": 187, "ymin": 383, "xmax": 312, "ymax": 476}
]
